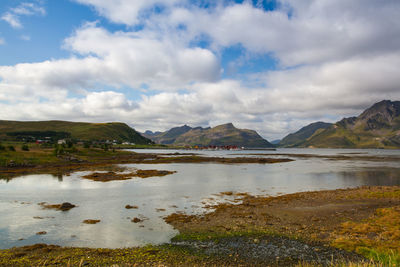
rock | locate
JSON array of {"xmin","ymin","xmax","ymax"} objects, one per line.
[
  {"xmin": 83, "ymin": 219, "xmax": 101, "ymax": 224},
  {"xmin": 125, "ymin": 205, "xmax": 138, "ymax": 209},
  {"xmin": 59, "ymin": 202, "xmax": 76, "ymax": 211},
  {"xmin": 131, "ymin": 217, "xmax": 143, "ymax": 223},
  {"xmin": 36, "ymin": 231, "xmax": 47, "ymax": 235}
]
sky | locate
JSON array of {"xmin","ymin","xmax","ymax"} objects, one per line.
[{"xmin": 1, "ymin": 0, "xmax": 400, "ymax": 140}]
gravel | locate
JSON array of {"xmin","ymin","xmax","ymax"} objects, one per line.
[{"xmin": 172, "ymin": 235, "xmax": 365, "ymax": 266}]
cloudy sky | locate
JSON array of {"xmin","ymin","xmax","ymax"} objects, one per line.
[{"xmin": 0, "ymin": 0, "xmax": 399, "ymax": 140}]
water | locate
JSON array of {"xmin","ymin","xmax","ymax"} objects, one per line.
[{"xmin": 1, "ymin": 148, "xmax": 400, "ymax": 249}]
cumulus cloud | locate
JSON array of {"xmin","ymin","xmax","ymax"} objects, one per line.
[
  {"xmin": 1, "ymin": 2, "xmax": 46, "ymax": 29},
  {"xmin": 0, "ymin": 23, "xmax": 220, "ymax": 98},
  {"xmin": 168, "ymin": 0, "xmax": 400, "ymax": 67},
  {"xmin": 1, "ymin": 0, "xmax": 400, "ymax": 140},
  {"xmin": 74, "ymin": 0, "xmax": 180, "ymax": 25}
]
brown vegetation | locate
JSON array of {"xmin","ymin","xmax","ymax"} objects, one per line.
[
  {"xmin": 82, "ymin": 169, "xmax": 177, "ymax": 182},
  {"xmin": 82, "ymin": 219, "xmax": 101, "ymax": 224},
  {"xmin": 165, "ymin": 186, "xmax": 400, "ymax": 262},
  {"xmin": 125, "ymin": 205, "xmax": 138, "ymax": 209},
  {"xmin": 38, "ymin": 202, "xmax": 76, "ymax": 211}
]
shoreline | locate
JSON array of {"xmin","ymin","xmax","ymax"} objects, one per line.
[
  {"xmin": 0, "ymin": 149, "xmax": 293, "ymax": 180},
  {"xmin": 1, "ymin": 186, "xmax": 399, "ymax": 266}
]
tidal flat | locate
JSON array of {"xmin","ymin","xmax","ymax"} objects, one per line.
[{"xmin": 1, "ymin": 148, "xmax": 400, "ymax": 266}]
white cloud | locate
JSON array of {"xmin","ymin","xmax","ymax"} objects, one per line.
[
  {"xmin": 1, "ymin": 2, "xmax": 46, "ymax": 29},
  {"xmin": 1, "ymin": 0, "xmax": 400, "ymax": 140},
  {"xmin": 167, "ymin": 0, "xmax": 400, "ymax": 67},
  {"xmin": 0, "ymin": 37, "xmax": 4, "ymax": 45},
  {"xmin": 74, "ymin": 0, "xmax": 180, "ymax": 25},
  {"xmin": 1, "ymin": 12, "xmax": 22, "ymax": 28},
  {"xmin": 0, "ymin": 23, "xmax": 220, "ymax": 95},
  {"xmin": 11, "ymin": 2, "xmax": 46, "ymax": 16}
]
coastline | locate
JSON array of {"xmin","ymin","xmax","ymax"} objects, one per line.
[{"xmin": 1, "ymin": 186, "xmax": 399, "ymax": 266}]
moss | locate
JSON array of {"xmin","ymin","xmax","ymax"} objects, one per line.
[
  {"xmin": 171, "ymin": 229, "xmax": 278, "ymax": 243},
  {"xmin": 331, "ymin": 206, "xmax": 400, "ymax": 265},
  {"xmin": 0, "ymin": 243, "xmax": 211, "ymax": 266}
]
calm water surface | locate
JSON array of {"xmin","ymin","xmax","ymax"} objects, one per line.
[{"xmin": 1, "ymin": 148, "xmax": 400, "ymax": 249}]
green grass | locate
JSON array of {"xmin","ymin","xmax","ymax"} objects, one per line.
[
  {"xmin": 331, "ymin": 206, "xmax": 400, "ymax": 266},
  {"xmin": 0, "ymin": 142, "xmax": 128, "ymax": 167},
  {"xmin": 0, "ymin": 120, "xmax": 152, "ymax": 144},
  {"xmin": 0, "ymin": 243, "xmax": 211, "ymax": 266}
]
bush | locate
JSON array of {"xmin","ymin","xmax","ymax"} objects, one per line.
[
  {"xmin": 53, "ymin": 145, "xmax": 65, "ymax": 156},
  {"xmin": 0, "ymin": 144, "xmax": 5, "ymax": 151},
  {"xmin": 7, "ymin": 145, "xmax": 15, "ymax": 151},
  {"xmin": 66, "ymin": 139, "xmax": 74, "ymax": 148},
  {"xmin": 21, "ymin": 144, "xmax": 29, "ymax": 151},
  {"xmin": 83, "ymin": 141, "xmax": 91, "ymax": 149},
  {"xmin": 103, "ymin": 144, "xmax": 109, "ymax": 151}
]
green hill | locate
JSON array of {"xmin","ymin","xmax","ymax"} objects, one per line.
[
  {"xmin": 279, "ymin": 122, "xmax": 332, "ymax": 147},
  {"xmin": 144, "ymin": 123, "xmax": 273, "ymax": 148},
  {"xmin": 0, "ymin": 120, "xmax": 152, "ymax": 144},
  {"xmin": 143, "ymin": 125, "xmax": 192, "ymax": 144},
  {"xmin": 298, "ymin": 100, "xmax": 400, "ymax": 148}
]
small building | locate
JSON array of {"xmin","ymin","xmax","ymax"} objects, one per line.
[{"xmin": 58, "ymin": 139, "xmax": 66, "ymax": 145}]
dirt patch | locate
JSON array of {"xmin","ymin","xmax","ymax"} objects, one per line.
[
  {"xmin": 165, "ymin": 186, "xmax": 400, "ymax": 262},
  {"xmin": 38, "ymin": 202, "xmax": 76, "ymax": 211},
  {"xmin": 82, "ymin": 219, "xmax": 101, "ymax": 224},
  {"xmin": 82, "ymin": 169, "xmax": 176, "ymax": 182},
  {"xmin": 135, "ymin": 169, "xmax": 176, "ymax": 178},
  {"xmin": 82, "ymin": 171, "xmax": 133, "ymax": 182}
]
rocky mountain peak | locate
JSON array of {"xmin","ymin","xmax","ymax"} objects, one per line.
[{"xmin": 358, "ymin": 100, "xmax": 400, "ymax": 130}]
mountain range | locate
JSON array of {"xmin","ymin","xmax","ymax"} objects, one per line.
[
  {"xmin": 279, "ymin": 100, "xmax": 400, "ymax": 148},
  {"xmin": 143, "ymin": 123, "xmax": 273, "ymax": 148},
  {"xmin": 1, "ymin": 100, "xmax": 398, "ymax": 149}
]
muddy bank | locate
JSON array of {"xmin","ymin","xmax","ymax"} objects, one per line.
[
  {"xmin": 165, "ymin": 186, "xmax": 400, "ymax": 238},
  {"xmin": 165, "ymin": 186, "xmax": 400, "ymax": 264},
  {"xmin": 0, "ymin": 152, "xmax": 293, "ymax": 180},
  {"xmin": 38, "ymin": 202, "xmax": 76, "ymax": 211},
  {"xmin": 81, "ymin": 169, "xmax": 177, "ymax": 182}
]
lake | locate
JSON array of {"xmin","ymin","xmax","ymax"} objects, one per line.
[{"xmin": 1, "ymin": 148, "xmax": 400, "ymax": 249}]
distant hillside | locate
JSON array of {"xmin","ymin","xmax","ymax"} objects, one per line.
[
  {"xmin": 270, "ymin": 139, "xmax": 281, "ymax": 145},
  {"xmin": 144, "ymin": 123, "xmax": 273, "ymax": 148},
  {"xmin": 279, "ymin": 122, "xmax": 332, "ymax": 147},
  {"xmin": 0, "ymin": 120, "xmax": 152, "ymax": 144},
  {"xmin": 299, "ymin": 100, "xmax": 400, "ymax": 148},
  {"xmin": 142, "ymin": 125, "xmax": 193, "ymax": 144}
]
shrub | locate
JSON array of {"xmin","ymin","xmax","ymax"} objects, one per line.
[
  {"xmin": 53, "ymin": 145, "xmax": 65, "ymax": 156},
  {"xmin": 66, "ymin": 139, "xmax": 74, "ymax": 148},
  {"xmin": 83, "ymin": 141, "xmax": 91, "ymax": 149},
  {"xmin": 21, "ymin": 144, "xmax": 29, "ymax": 151},
  {"xmin": 7, "ymin": 145, "xmax": 15, "ymax": 151},
  {"xmin": 103, "ymin": 144, "xmax": 109, "ymax": 151},
  {"xmin": 0, "ymin": 144, "xmax": 5, "ymax": 151}
]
